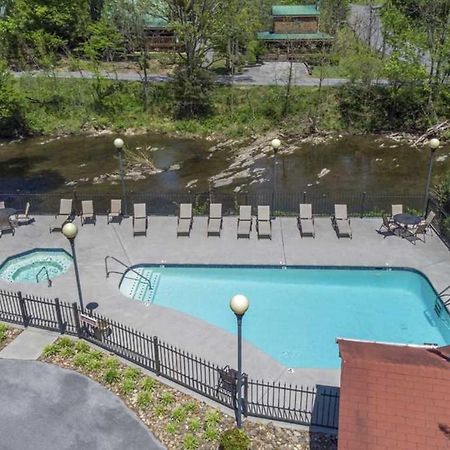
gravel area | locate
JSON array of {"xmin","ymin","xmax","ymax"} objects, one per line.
[{"xmin": 0, "ymin": 323, "xmax": 22, "ymax": 351}]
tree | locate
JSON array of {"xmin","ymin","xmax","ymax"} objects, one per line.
[
  {"xmin": 0, "ymin": 0, "xmax": 91, "ymax": 66},
  {"xmin": 163, "ymin": 0, "xmax": 225, "ymax": 118},
  {"xmin": 321, "ymin": 0, "xmax": 350, "ymax": 35}
]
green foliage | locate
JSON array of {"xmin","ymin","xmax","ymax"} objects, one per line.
[
  {"xmin": 165, "ymin": 422, "xmax": 179, "ymax": 434},
  {"xmin": 182, "ymin": 433, "xmax": 199, "ymax": 450},
  {"xmin": 159, "ymin": 392, "xmax": 175, "ymax": 407},
  {"xmin": 172, "ymin": 64, "xmax": 214, "ymax": 119},
  {"xmin": 219, "ymin": 428, "xmax": 251, "ymax": 450},
  {"xmin": 120, "ymin": 378, "xmax": 135, "ymax": 394},
  {"xmin": 320, "ymin": 0, "xmax": 350, "ymax": 35},
  {"xmin": 136, "ymin": 391, "xmax": 152, "ymax": 409},
  {"xmin": 0, "ymin": 323, "xmax": 8, "ymax": 343},
  {"xmin": 140, "ymin": 377, "xmax": 157, "ymax": 392},
  {"xmin": 104, "ymin": 357, "xmax": 119, "ymax": 369},
  {"xmin": 183, "ymin": 401, "xmax": 198, "ymax": 414},
  {"xmin": 187, "ymin": 418, "xmax": 201, "ymax": 433},
  {"xmin": 203, "ymin": 426, "xmax": 219, "ymax": 442},
  {"xmin": 74, "ymin": 340, "xmax": 90, "ymax": 353},
  {"xmin": 170, "ymin": 406, "xmax": 188, "ymax": 423},
  {"xmin": 73, "ymin": 351, "xmax": 92, "ymax": 368},
  {"xmin": 104, "ymin": 367, "xmax": 120, "ymax": 384},
  {"xmin": 123, "ymin": 367, "xmax": 140, "ymax": 381},
  {"xmin": 205, "ymin": 410, "xmax": 221, "ymax": 427}
]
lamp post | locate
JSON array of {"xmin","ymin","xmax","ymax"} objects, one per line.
[
  {"xmin": 271, "ymin": 138, "xmax": 281, "ymax": 213},
  {"xmin": 62, "ymin": 222, "xmax": 84, "ymax": 312},
  {"xmin": 423, "ymin": 138, "xmax": 440, "ymax": 215},
  {"xmin": 229, "ymin": 294, "xmax": 249, "ymax": 429},
  {"xmin": 114, "ymin": 137, "xmax": 128, "ymax": 218}
]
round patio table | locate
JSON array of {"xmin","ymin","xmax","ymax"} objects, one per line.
[{"xmin": 393, "ymin": 213, "xmax": 421, "ymax": 227}]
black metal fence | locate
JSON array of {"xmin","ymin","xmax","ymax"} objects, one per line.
[
  {"xmin": 428, "ymin": 197, "xmax": 450, "ymax": 249},
  {"xmin": 0, "ymin": 289, "xmax": 340, "ymax": 430},
  {"xmin": 0, "ymin": 189, "xmax": 424, "ymax": 217}
]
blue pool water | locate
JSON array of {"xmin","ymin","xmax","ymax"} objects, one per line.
[
  {"xmin": 0, "ymin": 249, "xmax": 72, "ymax": 284},
  {"xmin": 119, "ymin": 266, "xmax": 450, "ymax": 368}
]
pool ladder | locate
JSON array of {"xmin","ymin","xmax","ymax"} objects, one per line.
[
  {"xmin": 104, "ymin": 256, "xmax": 152, "ymax": 289},
  {"xmin": 439, "ymin": 285, "xmax": 450, "ymax": 307},
  {"xmin": 36, "ymin": 266, "xmax": 52, "ymax": 287}
]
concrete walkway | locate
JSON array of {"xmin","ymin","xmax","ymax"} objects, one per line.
[
  {"xmin": 0, "ymin": 359, "xmax": 165, "ymax": 450},
  {"xmin": 0, "ymin": 327, "xmax": 56, "ymax": 360},
  {"xmin": 1, "ymin": 215, "xmax": 450, "ymax": 389}
]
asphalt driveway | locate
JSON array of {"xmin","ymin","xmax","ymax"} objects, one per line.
[{"xmin": 0, "ymin": 359, "xmax": 165, "ymax": 450}]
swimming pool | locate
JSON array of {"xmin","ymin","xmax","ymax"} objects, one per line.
[
  {"xmin": 119, "ymin": 265, "xmax": 450, "ymax": 368},
  {"xmin": 0, "ymin": 249, "xmax": 73, "ymax": 284}
]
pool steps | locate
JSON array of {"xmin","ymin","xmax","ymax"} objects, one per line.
[{"xmin": 120, "ymin": 267, "xmax": 160, "ymax": 303}]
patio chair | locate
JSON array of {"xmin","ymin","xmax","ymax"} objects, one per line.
[
  {"xmin": 177, "ymin": 203, "xmax": 193, "ymax": 237},
  {"xmin": 207, "ymin": 203, "xmax": 223, "ymax": 237},
  {"xmin": 0, "ymin": 219, "xmax": 15, "ymax": 238},
  {"xmin": 107, "ymin": 199, "xmax": 122, "ymax": 224},
  {"xmin": 298, "ymin": 203, "xmax": 315, "ymax": 238},
  {"xmin": 12, "ymin": 202, "xmax": 32, "ymax": 226},
  {"xmin": 237, "ymin": 205, "xmax": 252, "ymax": 239},
  {"xmin": 216, "ymin": 365, "xmax": 237, "ymax": 397},
  {"xmin": 405, "ymin": 222, "xmax": 428, "ymax": 245},
  {"xmin": 419, "ymin": 210, "xmax": 435, "ymax": 233},
  {"xmin": 391, "ymin": 204, "xmax": 403, "ymax": 217},
  {"xmin": 332, "ymin": 204, "xmax": 352, "ymax": 239},
  {"xmin": 49, "ymin": 199, "xmax": 73, "ymax": 233},
  {"xmin": 257, "ymin": 205, "xmax": 272, "ymax": 239},
  {"xmin": 0, "ymin": 201, "xmax": 5, "ymax": 209},
  {"xmin": 378, "ymin": 214, "xmax": 399, "ymax": 237},
  {"xmin": 81, "ymin": 200, "xmax": 96, "ymax": 226},
  {"xmin": 132, "ymin": 203, "xmax": 148, "ymax": 237}
]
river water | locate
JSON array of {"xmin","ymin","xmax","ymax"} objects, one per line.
[{"xmin": 0, "ymin": 133, "xmax": 449, "ymax": 198}]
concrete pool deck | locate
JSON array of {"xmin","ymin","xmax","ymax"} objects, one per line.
[{"xmin": 1, "ymin": 215, "xmax": 450, "ymax": 389}]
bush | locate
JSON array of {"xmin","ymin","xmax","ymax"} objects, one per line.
[{"xmin": 219, "ymin": 428, "xmax": 250, "ymax": 450}]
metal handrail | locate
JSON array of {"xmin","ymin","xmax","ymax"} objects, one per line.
[
  {"xmin": 104, "ymin": 255, "xmax": 152, "ymax": 288},
  {"xmin": 36, "ymin": 266, "xmax": 52, "ymax": 287},
  {"xmin": 439, "ymin": 285, "xmax": 450, "ymax": 297}
]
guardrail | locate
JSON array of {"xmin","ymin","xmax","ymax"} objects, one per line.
[{"xmin": 0, "ymin": 289, "xmax": 340, "ymax": 430}]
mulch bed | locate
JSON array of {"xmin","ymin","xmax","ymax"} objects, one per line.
[{"xmin": 0, "ymin": 324, "xmax": 22, "ymax": 351}]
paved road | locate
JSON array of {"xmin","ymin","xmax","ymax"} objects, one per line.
[
  {"xmin": 11, "ymin": 65, "xmax": 350, "ymax": 87},
  {"xmin": 0, "ymin": 359, "xmax": 165, "ymax": 450}
]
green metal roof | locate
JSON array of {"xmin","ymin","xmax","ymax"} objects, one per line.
[
  {"xmin": 271, "ymin": 5, "xmax": 320, "ymax": 16},
  {"xmin": 144, "ymin": 0, "xmax": 168, "ymax": 28},
  {"xmin": 257, "ymin": 31, "xmax": 333, "ymax": 41}
]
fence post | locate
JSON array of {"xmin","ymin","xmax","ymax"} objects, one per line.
[
  {"xmin": 54, "ymin": 298, "xmax": 64, "ymax": 334},
  {"xmin": 72, "ymin": 302, "xmax": 82, "ymax": 337},
  {"xmin": 153, "ymin": 336, "xmax": 161, "ymax": 376},
  {"xmin": 360, "ymin": 192, "xmax": 366, "ymax": 218},
  {"xmin": 242, "ymin": 373, "xmax": 248, "ymax": 417},
  {"xmin": 17, "ymin": 291, "xmax": 29, "ymax": 327}
]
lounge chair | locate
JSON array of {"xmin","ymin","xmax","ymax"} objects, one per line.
[
  {"xmin": 0, "ymin": 219, "xmax": 15, "ymax": 237},
  {"xmin": 257, "ymin": 205, "xmax": 272, "ymax": 239},
  {"xmin": 12, "ymin": 202, "xmax": 31, "ymax": 225},
  {"xmin": 207, "ymin": 203, "xmax": 222, "ymax": 237},
  {"xmin": 391, "ymin": 204, "xmax": 403, "ymax": 217},
  {"xmin": 132, "ymin": 203, "xmax": 147, "ymax": 237},
  {"xmin": 332, "ymin": 204, "xmax": 352, "ymax": 239},
  {"xmin": 378, "ymin": 214, "xmax": 399, "ymax": 237},
  {"xmin": 49, "ymin": 199, "xmax": 72, "ymax": 233},
  {"xmin": 405, "ymin": 222, "xmax": 428, "ymax": 245},
  {"xmin": 298, "ymin": 203, "xmax": 315, "ymax": 238},
  {"xmin": 81, "ymin": 200, "xmax": 96, "ymax": 226},
  {"xmin": 107, "ymin": 199, "xmax": 122, "ymax": 224},
  {"xmin": 237, "ymin": 205, "xmax": 252, "ymax": 239},
  {"xmin": 0, "ymin": 201, "xmax": 5, "ymax": 209},
  {"xmin": 419, "ymin": 210, "xmax": 435, "ymax": 230},
  {"xmin": 177, "ymin": 203, "xmax": 192, "ymax": 237}
]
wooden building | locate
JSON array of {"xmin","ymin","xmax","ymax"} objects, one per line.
[
  {"xmin": 257, "ymin": 4, "xmax": 333, "ymax": 59},
  {"xmin": 144, "ymin": 3, "xmax": 178, "ymax": 52}
]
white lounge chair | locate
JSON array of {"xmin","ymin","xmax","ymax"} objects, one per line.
[
  {"xmin": 12, "ymin": 202, "xmax": 32, "ymax": 225},
  {"xmin": 391, "ymin": 204, "xmax": 403, "ymax": 217},
  {"xmin": 107, "ymin": 199, "xmax": 122, "ymax": 224},
  {"xmin": 257, "ymin": 205, "xmax": 272, "ymax": 239},
  {"xmin": 237, "ymin": 205, "xmax": 252, "ymax": 239},
  {"xmin": 332, "ymin": 204, "xmax": 352, "ymax": 239},
  {"xmin": 378, "ymin": 214, "xmax": 399, "ymax": 237},
  {"xmin": 81, "ymin": 200, "xmax": 96, "ymax": 226},
  {"xmin": 177, "ymin": 203, "xmax": 192, "ymax": 237},
  {"xmin": 49, "ymin": 199, "xmax": 72, "ymax": 233},
  {"xmin": 133, "ymin": 203, "xmax": 147, "ymax": 237},
  {"xmin": 207, "ymin": 203, "xmax": 222, "ymax": 236},
  {"xmin": 298, "ymin": 203, "xmax": 315, "ymax": 238}
]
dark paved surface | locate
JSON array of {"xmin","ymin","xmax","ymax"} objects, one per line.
[{"xmin": 0, "ymin": 359, "xmax": 165, "ymax": 450}]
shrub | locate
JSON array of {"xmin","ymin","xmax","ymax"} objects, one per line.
[
  {"xmin": 183, "ymin": 433, "xmax": 199, "ymax": 450},
  {"xmin": 104, "ymin": 357, "xmax": 119, "ymax": 369},
  {"xmin": 183, "ymin": 401, "xmax": 198, "ymax": 414},
  {"xmin": 219, "ymin": 428, "xmax": 251, "ymax": 450},
  {"xmin": 140, "ymin": 377, "xmax": 156, "ymax": 392},
  {"xmin": 205, "ymin": 410, "xmax": 221, "ymax": 427},
  {"xmin": 123, "ymin": 367, "xmax": 140, "ymax": 381},
  {"xmin": 104, "ymin": 367, "xmax": 120, "ymax": 384},
  {"xmin": 120, "ymin": 378, "xmax": 135, "ymax": 395},
  {"xmin": 137, "ymin": 391, "xmax": 152, "ymax": 409},
  {"xmin": 42, "ymin": 343, "xmax": 59, "ymax": 357},
  {"xmin": 74, "ymin": 341, "xmax": 90, "ymax": 353},
  {"xmin": 187, "ymin": 418, "xmax": 201, "ymax": 433},
  {"xmin": 73, "ymin": 352, "xmax": 91, "ymax": 368},
  {"xmin": 159, "ymin": 392, "xmax": 174, "ymax": 407},
  {"xmin": 170, "ymin": 406, "xmax": 187, "ymax": 423},
  {"xmin": 203, "ymin": 426, "xmax": 219, "ymax": 442},
  {"xmin": 165, "ymin": 422, "xmax": 179, "ymax": 434}
]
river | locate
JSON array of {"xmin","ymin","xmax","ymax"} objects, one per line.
[{"xmin": 0, "ymin": 133, "xmax": 449, "ymax": 198}]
